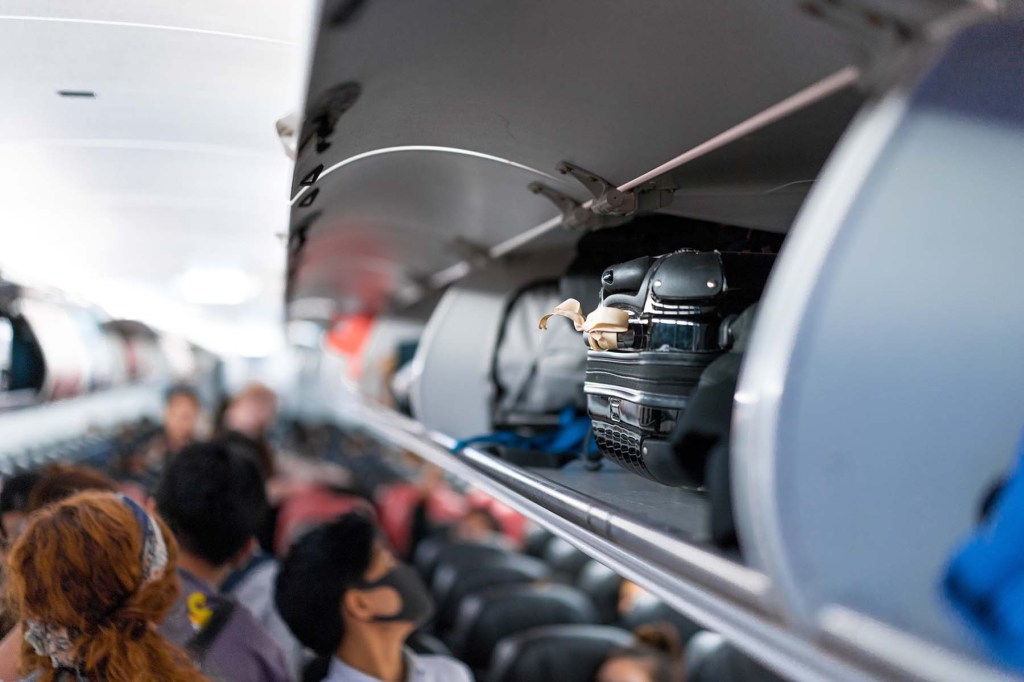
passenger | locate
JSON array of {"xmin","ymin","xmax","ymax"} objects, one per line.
[
  {"xmin": 220, "ymin": 384, "xmax": 282, "ymax": 555},
  {"xmin": 221, "ymin": 383, "xmax": 278, "ymax": 478},
  {"xmin": 25, "ymin": 465, "xmax": 117, "ymax": 512},
  {"xmin": 452, "ymin": 507, "xmax": 504, "ymax": 545},
  {"xmin": 595, "ymin": 625, "xmax": 683, "ymax": 682},
  {"xmin": 275, "ymin": 513, "xmax": 472, "ymax": 682},
  {"xmin": 619, "ymin": 581, "xmax": 651, "ymax": 617},
  {"xmin": 0, "ymin": 472, "xmax": 42, "ymax": 545},
  {"xmin": 154, "ymin": 442, "xmax": 290, "ymax": 682},
  {"xmin": 0, "ymin": 472, "xmax": 42, "ymax": 638},
  {"xmin": 145, "ymin": 385, "xmax": 202, "ymax": 471},
  {"xmin": 6, "ymin": 491, "xmax": 207, "ymax": 682},
  {"xmin": 408, "ymin": 466, "xmax": 509, "ymax": 557},
  {"xmin": 0, "ymin": 464, "xmax": 129, "ymax": 679},
  {"xmin": 218, "ymin": 431, "xmax": 308, "ymax": 679}
]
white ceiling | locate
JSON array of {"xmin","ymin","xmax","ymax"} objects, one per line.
[{"xmin": 0, "ymin": 0, "xmax": 317, "ymax": 356}]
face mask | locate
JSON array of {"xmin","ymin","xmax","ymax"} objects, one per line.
[{"xmin": 354, "ymin": 564, "xmax": 435, "ymax": 627}]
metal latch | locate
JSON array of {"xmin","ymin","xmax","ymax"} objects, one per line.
[
  {"xmin": 527, "ymin": 182, "xmax": 626, "ymax": 231},
  {"xmin": 609, "ymin": 398, "xmax": 622, "ymax": 423},
  {"xmin": 556, "ymin": 162, "xmax": 674, "ymax": 217}
]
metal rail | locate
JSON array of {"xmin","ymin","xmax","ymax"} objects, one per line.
[{"xmin": 343, "ymin": 399, "xmax": 884, "ymax": 682}]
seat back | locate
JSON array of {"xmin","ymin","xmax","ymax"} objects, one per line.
[
  {"xmin": 413, "ymin": 535, "xmax": 448, "ymax": 580},
  {"xmin": 685, "ymin": 631, "xmax": 784, "ymax": 682},
  {"xmin": 275, "ymin": 486, "xmax": 373, "ymax": 555},
  {"xmin": 543, "ymin": 537, "xmax": 590, "ymax": 583},
  {"xmin": 620, "ymin": 598, "xmax": 702, "ymax": 647},
  {"xmin": 377, "ymin": 483, "xmax": 468, "ymax": 558},
  {"xmin": 576, "ymin": 561, "xmax": 622, "ymax": 624},
  {"xmin": 414, "ymin": 537, "xmax": 511, "ymax": 585},
  {"xmin": 406, "ymin": 630, "xmax": 453, "ymax": 657},
  {"xmin": 489, "ymin": 624, "xmax": 634, "ymax": 682},
  {"xmin": 523, "ymin": 526, "xmax": 554, "ymax": 558},
  {"xmin": 433, "ymin": 553, "xmax": 550, "ymax": 634},
  {"xmin": 447, "ymin": 583, "xmax": 599, "ymax": 673}
]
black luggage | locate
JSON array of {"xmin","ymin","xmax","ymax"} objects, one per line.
[{"xmin": 583, "ymin": 250, "xmax": 774, "ymax": 487}]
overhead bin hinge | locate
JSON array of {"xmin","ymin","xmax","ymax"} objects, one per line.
[
  {"xmin": 556, "ymin": 162, "xmax": 674, "ymax": 217},
  {"xmin": 527, "ymin": 182, "xmax": 626, "ymax": 231}
]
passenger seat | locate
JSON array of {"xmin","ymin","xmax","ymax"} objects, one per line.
[
  {"xmin": 488, "ymin": 624, "xmax": 634, "ymax": 682},
  {"xmin": 576, "ymin": 561, "xmax": 622, "ymax": 624},
  {"xmin": 415, "ymin": 537, "xmax": 508, "ymax": 585},
  {"xmin": 523, "ymin": 526, "xmax": 554, "ymax": 558},
  {"xmin": 432, "ymin": 553, "xmax": 550, "ymax": 635},
  {"xmin": 620, "ymin": 597, "xmax": 702, "ymax": 647},
  {"xmin": 685, "ymin": 631, "xmax": 785, "ymax": 682},
  {"xmin": 543, "ymin": 537, "xmax": 591, "ymax": 583},
  {"xmin": 446, "ymin": 583, "xmax": 599, "ymax": 675}
]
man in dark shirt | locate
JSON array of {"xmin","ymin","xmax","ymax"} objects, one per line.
[{"xmin": 155, "ymin": 441, "xmax": 290, "ymax": 682}]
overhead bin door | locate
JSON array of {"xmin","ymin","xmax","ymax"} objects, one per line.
[{"xmin": 287, "ymin": 0, "xmax": 867, "ymax": 315}]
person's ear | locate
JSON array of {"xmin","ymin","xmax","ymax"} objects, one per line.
[{"xmin": 342, "ymin": 588, "xmax": 374, "ymax": 622}]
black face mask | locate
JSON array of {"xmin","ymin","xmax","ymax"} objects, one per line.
[{"xmin": 353, "ymin": 563, "xmax": 435, "ymax": 627}]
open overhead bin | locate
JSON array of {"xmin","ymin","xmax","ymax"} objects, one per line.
[{"xmin": 289, "ymin": 1, "xmax": 1023, "ymax": 680}]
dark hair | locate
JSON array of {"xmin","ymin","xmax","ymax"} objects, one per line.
[
  {"xmin": 275, "ymin": 513, "xmax": 376, "ymax": 655},
  {"xmin": 27, "ymin": 464, "xmax": 118, "ymax": 512},
  {"xmin": 0, "ymin": 471, "xmax": 43, "ymax": 514},
  {"xmin": 606, "ymin": 624, "xmax": 682, "ymax": 682},
  {"xmin": 164, "ymin": 384, "xmax": 200, "ymax": 407},
  {"xmin": 218, "ymin": 431, "xmax": 273, "ymax": 482},
  {"xmin": 154, "ymin": 441, "xmax": 268, "ymax": 566}
]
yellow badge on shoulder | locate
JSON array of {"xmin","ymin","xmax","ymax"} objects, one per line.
[{"xmin": 187, "ymin": 592, "xmax": 213, "ymax": 630}]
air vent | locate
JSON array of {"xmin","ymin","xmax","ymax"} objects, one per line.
[{"xmin": 57, "ymin": 91, "xmax": 96, "ymax": 98}]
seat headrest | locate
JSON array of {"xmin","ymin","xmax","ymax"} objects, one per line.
[
  {"xmin": 543, "ymin": 537, "xmax": 591, "ymax": 582},
  {"xmin": 523, "ymin": 526, "xmax": 555, "ymax": 558},
  {"xmin": 406, "ymin": 630, "xmax": 452, "ymax": 658},
  {"xmin": 685, "ymin": 631, "xmax": 785, "ymax": 682},
  {"xmin": 489, "ymin": 624, "xmax": 634, "ymax": 682},
  {"xmin": 447, "ymin": 583, "xmax": 599, "ymax": 672},
  {"xmin": 576, "ymin": 561, "xmax": 623, "ymax": 624},
  {"xmin": 414, "ymin": 537, "xmax": 508, "ymax": 583},
  {"xmin": 433, "ymin": 553, "xmax": 550, "ymax": 633},
  {"xmin": 412, "ymin": 536, "xmax": 448, "ymax": 581},
  {"xmin": 620, "ymin": 598, "xmax": 702, "ymax": 647}
]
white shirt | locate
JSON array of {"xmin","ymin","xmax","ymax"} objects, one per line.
[{"xmin": 324, "ymin": 649, "xmax": 473, "ymax": 682}]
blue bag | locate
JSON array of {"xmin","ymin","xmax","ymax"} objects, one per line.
[{"xmin": 943, "ymin": 434, "xmax": 1024, "ymax": 670}]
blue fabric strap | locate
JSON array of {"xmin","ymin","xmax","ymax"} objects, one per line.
[{"xmin": 453, "ymin": 408, "xmax": 594, "ymax": 456}]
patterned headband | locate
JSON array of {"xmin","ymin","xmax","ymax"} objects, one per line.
[
  {"xmin": 24, "ymin": 494, "xmax": 170, "ymax": 670},
  {"xmin": 119, "ymin": 494, "xmax": 169, "ymax": 587}
]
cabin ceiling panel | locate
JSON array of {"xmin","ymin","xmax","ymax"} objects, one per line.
[{"xmin": 0, "ymin": 2, "xmax": 315, "ymax": 354}]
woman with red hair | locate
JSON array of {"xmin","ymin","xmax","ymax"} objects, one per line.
[{"xmin": 6, "ymin": 491, "xmax": 208, "ymax": 682}]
